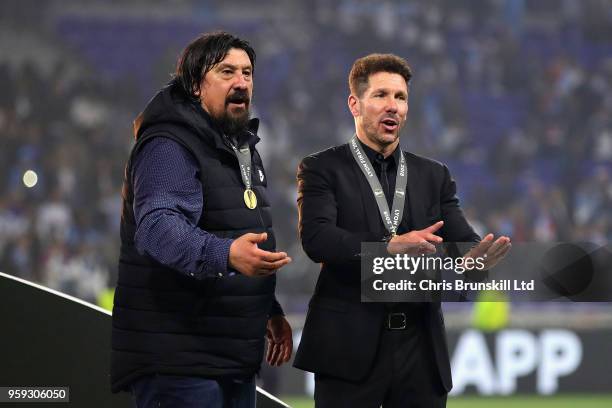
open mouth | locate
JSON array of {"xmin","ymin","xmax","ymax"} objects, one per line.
[{"xmin": 380, "ymin": 118, "xmax": 399, "ymax": 132}]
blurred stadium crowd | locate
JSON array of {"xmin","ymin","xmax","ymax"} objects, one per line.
[{"xmin": 0, "ymin": 0, "xmax": 610, "ymax": 308}]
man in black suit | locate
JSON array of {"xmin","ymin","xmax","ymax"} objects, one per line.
[{"xmin": 293, "ymin": 54, "xmax": 511, "ymax": 407}]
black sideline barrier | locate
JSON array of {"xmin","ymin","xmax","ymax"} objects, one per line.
[{"xmin": 0, "ymin": 272, "xmax": 288, "ymax": 408}]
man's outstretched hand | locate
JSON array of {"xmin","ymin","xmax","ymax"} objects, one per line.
[
  {"xmin": 387, "ymin": 221, "xmax": 444, "ymax": 255},
  {"xmin": 463, "ymin": 233, "xmax": 512, "ymax": 270},
  {"xmin": 229, "ymin": 233, "xmax": 292, "ymax": 277},
  {"xmin": 266, "ymin": 315, "xmax": 293, "ymax": 367}
]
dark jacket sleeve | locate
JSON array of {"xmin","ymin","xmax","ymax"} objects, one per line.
[
  {"xmin": 297, "ymin": 155, "xmax": 381, "ymax": 264},
  {"xmin": 438, "ymin": 164, "xmax": 487, "ymax": 281},
  {"xmin": 439, "ymin": 164, "xmax": 480, "ymax": 244}
]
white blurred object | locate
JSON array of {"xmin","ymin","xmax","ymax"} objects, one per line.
[{"xmin": 22, "ymin": 169, "xmax": 38, "ymax": 188}]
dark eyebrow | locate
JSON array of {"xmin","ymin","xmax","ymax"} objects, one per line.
[
  {"xmin": 216, "ymin": 63, "xmax": 252, "ymax": 71},
  {"xmin": 371, "ymin": 88, "xmax": 407, "ymax": 96}
]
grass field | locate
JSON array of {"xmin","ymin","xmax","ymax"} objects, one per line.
[{"xmin": 281, "ymin": 395, "xmax": 612, "ymax": 408}]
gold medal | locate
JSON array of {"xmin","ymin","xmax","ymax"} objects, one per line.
[{"xmin": 244, "ymin": 188, "xmax": 257, "ymax": 209}]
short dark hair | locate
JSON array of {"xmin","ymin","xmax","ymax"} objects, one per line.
[
  {"xmin": 349, "ymin": 53, "xmax": 412, "ymax": 98},
  {"xmin": 175, "ymin": 31, "xmax": 256, "ymax": 100}
]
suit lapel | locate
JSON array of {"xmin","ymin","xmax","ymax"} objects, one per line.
[
  {"xmin": 405, "ymin": 152, "xmax": 428, "ymax": 230},
  {"xmin": 344, "ymin": 144, "xmax": 383, "ymax": 234}
]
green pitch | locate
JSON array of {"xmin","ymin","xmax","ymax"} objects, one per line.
[{"xmin": 281, "ymin": 395, "xmax": 612, "ymax": 408}]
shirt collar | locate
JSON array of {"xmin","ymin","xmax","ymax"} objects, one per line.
[{"xmin": 357, "ymin": 138, "xmax": 400, "ymax": 165}]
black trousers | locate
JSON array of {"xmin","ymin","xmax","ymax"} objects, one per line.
[{"xmin": 314, "ymin": 312, "xmax": 447, "ymax": 408}]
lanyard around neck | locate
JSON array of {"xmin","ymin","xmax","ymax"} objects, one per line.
[{"xmin": 348, "ymin": 135, "xmax": 407, "ymax": 235}]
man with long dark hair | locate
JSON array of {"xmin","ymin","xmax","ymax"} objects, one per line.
[{"xmin": 111, "ymin": 31, "xmax": 292, "ymax": 407}]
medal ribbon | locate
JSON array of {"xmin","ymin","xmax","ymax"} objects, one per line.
[
  {"xmin": 230, "ymin": 143, "xmax": 257, "ymax": 209},
  {"xmin": 348, "ymin": 135, "xmax": 407, "ymax": 235}
]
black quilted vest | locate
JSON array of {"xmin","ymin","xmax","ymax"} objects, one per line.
[{"xmin": 111, "ymin": 82, "xmax": 276, "ymax": 392}]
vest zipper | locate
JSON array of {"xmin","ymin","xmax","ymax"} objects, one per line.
[{"xmin": 255, "ymin": 197, "xmax": 266, "ymax": 230}]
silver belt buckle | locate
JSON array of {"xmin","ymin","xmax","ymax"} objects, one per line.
[{"xmin": 387, "ymin": 312, "xmax": 407, "ymax": 330}]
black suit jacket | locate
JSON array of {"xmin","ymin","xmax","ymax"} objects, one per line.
[{"xmin": 293, "ymin": 143, "xmax": 480, "ymax": 392}]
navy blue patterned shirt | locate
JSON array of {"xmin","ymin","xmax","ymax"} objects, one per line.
[
  {"xmin": 132, "ymin": 137, "xmax": 234, "ymax": 279},
  {"xmin": 132, "ymin": 136, "xmax": 284, "ymax": 316}
]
